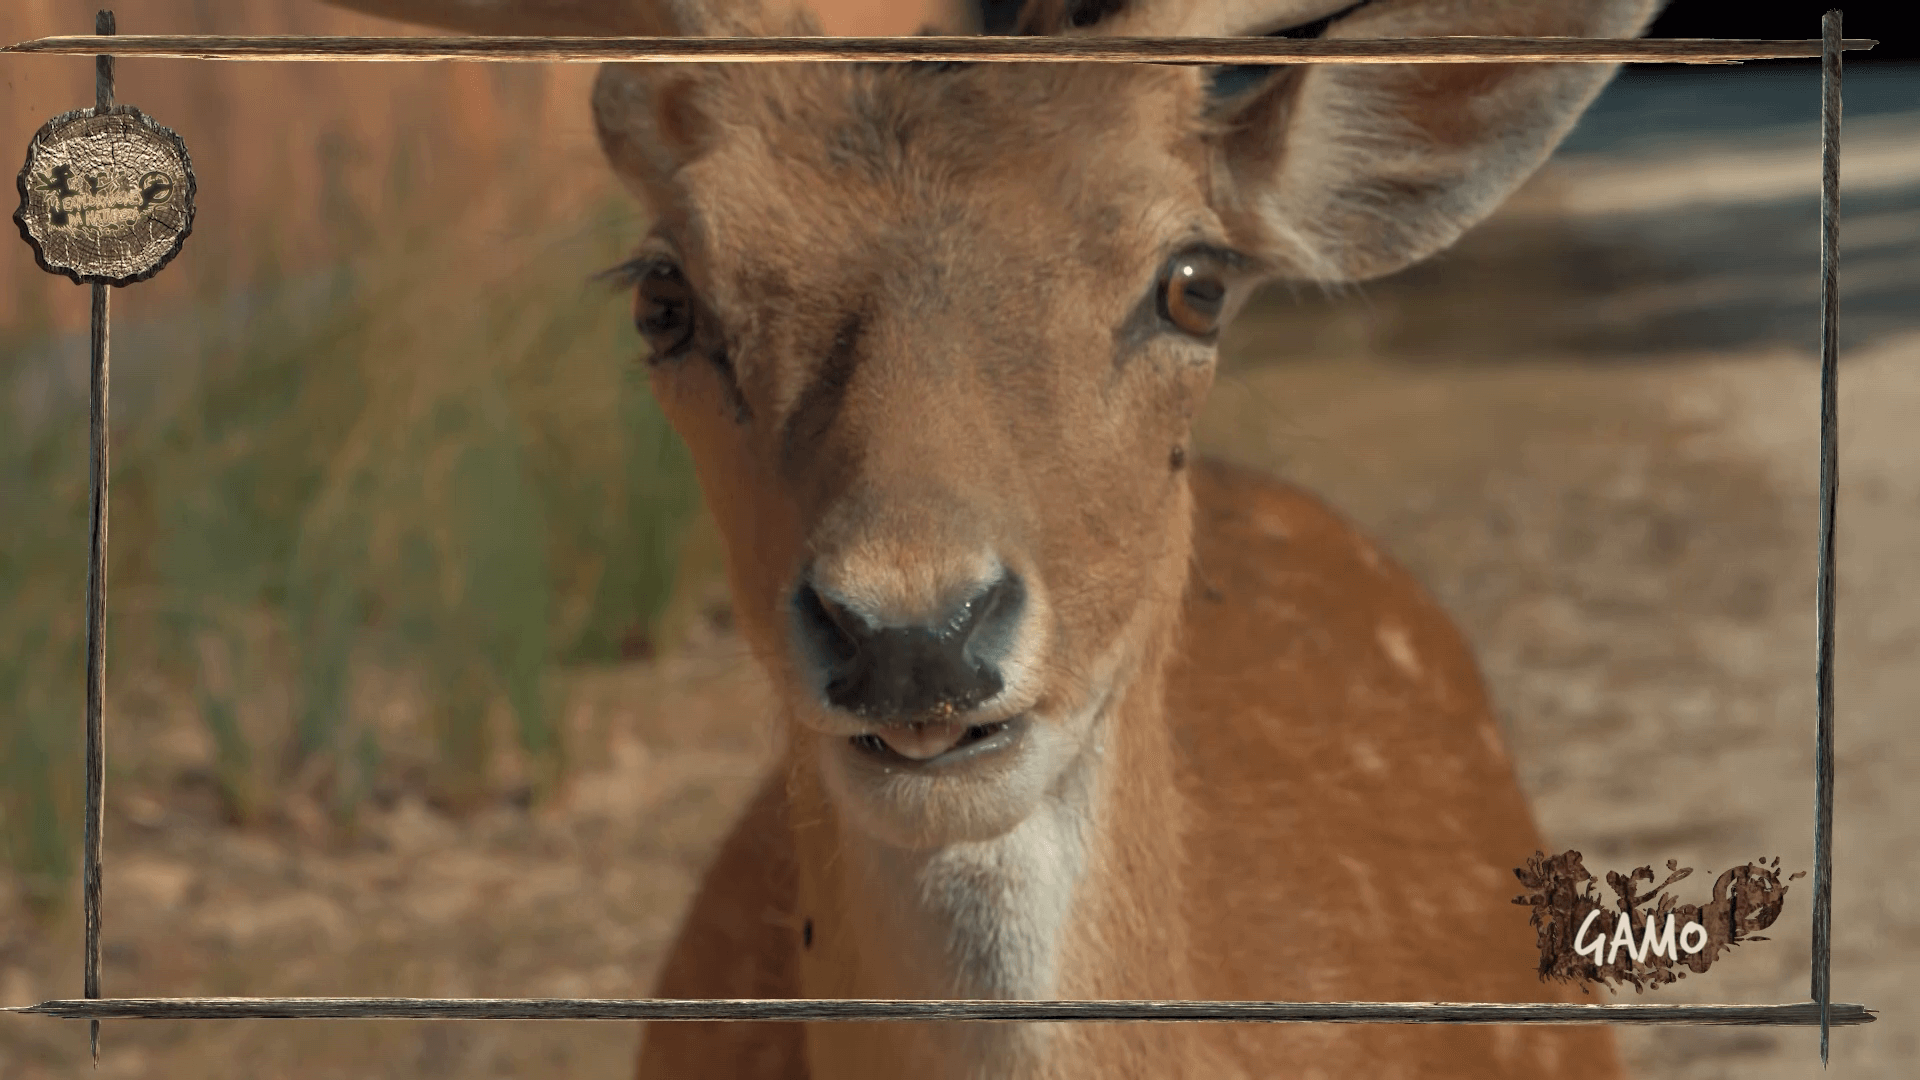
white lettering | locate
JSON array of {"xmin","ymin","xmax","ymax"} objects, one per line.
[
  {"xmin": 1608, "ymin": 911, "xmax": 1649, "ymax": 966},
  {"xmin": 1680, "ymin": 920, "xmax": 1709, "ymax": 955},
  {"xmin": 1641, "ymin": 913, "xmax": 1678, "ymax": 962},
  {"xmin": 1574, "ymin": 909, "xmax": 1607, "ymax": 963}
]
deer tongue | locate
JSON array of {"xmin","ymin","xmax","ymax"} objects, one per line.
[{"xmin": 875, "ymin": 721, "xmax": 969, "ymax": 761}]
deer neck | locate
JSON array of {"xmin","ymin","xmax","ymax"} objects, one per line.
[{"xmin": 788, "ymin": 624, "xmax": 1194, "ymax": 1078}]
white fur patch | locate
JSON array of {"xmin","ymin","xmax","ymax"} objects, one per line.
[
  {"xmin": 823, "ymin": 689, "xmax": 1112, "ymax": 1078},
  {"xmin": 921, "ymin": 789, "xmax": 1092, "ymax": 1001}
]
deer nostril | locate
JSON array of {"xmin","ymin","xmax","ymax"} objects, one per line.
[
  {"xmin": 795, "ymin": 582, "xmax": 861, "ymax": 668},
  {"xmin": 962, "ymin": 573, "xmax": 1025, "ymax": 665}
]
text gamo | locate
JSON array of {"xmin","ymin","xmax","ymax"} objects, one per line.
[{"xmin": 1574, "ymin": 910, "xmax": 1710, "ymax": 966}]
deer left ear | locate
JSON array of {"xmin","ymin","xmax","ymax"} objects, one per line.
[{"xmin": 1208, "ymin": 0, "xmax": 1659, "ymax": 284}]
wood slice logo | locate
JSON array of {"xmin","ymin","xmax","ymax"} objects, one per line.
[{"xmin": 15, "ymin": 106, "xmax": 195, "ymax": 286}]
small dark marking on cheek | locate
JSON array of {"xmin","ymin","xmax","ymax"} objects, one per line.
[
  {"xmin": 710, "ymin": 346, "xmax": 752, "ymax": 425},
  {"xmin": 779, "ymin": 313, "xmax": 864, "ymax": 471},
  {"xmin": 803, "ymin": 918, "xmax": 814, "ymax": 949},
  {"xmin": 1169, "ymin": 444, "xmax": 1187, "ymax": 471}
]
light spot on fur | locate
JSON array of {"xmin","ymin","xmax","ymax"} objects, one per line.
[
  {"xmin": 1469, "ymin": 859, "xmax": 1506, "ymax": 892},
  {"xmin": 1538, "ymin": 1030, "xmax": 1563, "ymax": 1070},
  {"xmin": 1491, "ymin": 1024, "xmax": 1523, "ymax": 1067},
  {"xmin": 1374, "ymin": 620, "xmax": 1422, "ymax": 680},
  {"xmin": 1250, "ymin": 507, "xmax": 1291, "ymax": 541},
  {"xmin": 1352, "ymin": 534, "xmax": 1384, "ymax": 573},
  {"xmin": 1478, "ymin": 722, "xmax": 1510, "ymax": 764},
  {"xmin": 1336, "ymin": 854, "xmax": 1387, "ymax": 928},
  {"xmin": 1349, "ymin": 739, "xmax": 1388, "ymax": 777}
]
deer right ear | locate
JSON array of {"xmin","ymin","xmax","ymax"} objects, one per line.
[
  {"xmin": 590, "ymin": 2, "xmax": 825, "ymax": 207},
  {"xmin": 593, "ymin": 65, "xmax": 717, "ymax": 206},
  {"xmin": 1204, "ymin": 0, "xmax": 1659, "ymax": 284}
]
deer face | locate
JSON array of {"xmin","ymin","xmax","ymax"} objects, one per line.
[
  {"xmin": 590, "ymin": 0, "xmax": 1655, "ymax": 849},
  {"xmin": 603, "ymin": 62, "xmax": 1233, "ymax": 847}
]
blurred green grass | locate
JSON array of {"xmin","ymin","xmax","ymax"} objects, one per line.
[{"xmin": 0, "ymin": 193, "xmax": 703, "ymax": 909}]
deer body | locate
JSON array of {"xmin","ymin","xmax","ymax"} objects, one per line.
[
  {"xmin": 323, "ymin": 1, "xmax": 1657, "ymax": 1076},
  {"xmin": 641, "ymin": 461, "xmax": 1620, "ymax": 1079}
]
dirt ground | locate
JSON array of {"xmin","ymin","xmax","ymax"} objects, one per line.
[{"xmin": 3, "ymin": 321, "xmax": 1912, "ymax": 1078}]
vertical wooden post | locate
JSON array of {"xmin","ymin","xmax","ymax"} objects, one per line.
[
  {"xmin": 1812, "ymin": 7, "xmax": 1842, "ymax": 1069},
  {"xmin": 83, "ymin": 7, "xmax": 116, "ymax": 1068}
]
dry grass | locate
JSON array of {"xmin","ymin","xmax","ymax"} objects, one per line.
[{"xmin": 0, "ymin": 617, "xmax": 776, "ymax": 1079}]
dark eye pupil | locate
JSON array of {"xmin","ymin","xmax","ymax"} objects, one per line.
[
  {"xmin": 1182, "ymin": 278, "xmax": 1225, "ymax": 314},
  {"xmin": 636, "ymin": 267, "xmax": 696, "ymax": 355},
  {"xmin": 641, "ymin": 297, "xmax": 684, "ymax": 334},
  {"xmin": 1160, "ymin": 255, "xmax": 1229, "ymax": 336}
]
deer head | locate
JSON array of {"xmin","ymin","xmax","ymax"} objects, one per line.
[
  {"xmin": 586, "ymin": 0, "xmax": 1655, "ymax": 853},
  {"xmin": 330, "ymin": 0, "xmax": 1656, "ymax": 855}
]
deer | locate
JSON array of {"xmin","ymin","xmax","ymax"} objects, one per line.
[{"xmin": 324, "ymin": 0, "xmax": 1658, "ymax": 1076}]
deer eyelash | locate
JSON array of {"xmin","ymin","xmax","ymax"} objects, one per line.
[{"xmin": 593, "ymin": 254, "xmax": 675, "ymax": 292}]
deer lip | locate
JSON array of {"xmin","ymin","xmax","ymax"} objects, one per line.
[{"xmin": 849, "ymin": 716, "xmax": 1024, "ymax": 766}]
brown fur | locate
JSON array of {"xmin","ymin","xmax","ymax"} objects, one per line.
[
  {"xmin": 641, "ymin": 461, "xmax": 1623, "ymax": 1079},
  {"xmin": 324, "ymin": 2, "xmax": 1659, "ymax": 1076}
]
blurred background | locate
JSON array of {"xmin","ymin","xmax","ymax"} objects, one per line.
[{"xmin": 1, "ymin": 1, "xmax": 1914, "ymax": 1077}]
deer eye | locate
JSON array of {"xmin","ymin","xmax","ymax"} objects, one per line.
[
  {"xmin": 1158, "ymin": 255, "xmax": 1228, "ymax": 338},
  {"xmin": 635, "ymin": 262, "xmax": 696, "ymax": 358}
]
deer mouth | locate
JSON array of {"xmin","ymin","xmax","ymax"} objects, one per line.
[{"xmin": 849, "ymin": 716, "xmax": 1023, "ymax": 766}]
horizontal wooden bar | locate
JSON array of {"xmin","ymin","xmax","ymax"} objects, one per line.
[
  {"xmin": 2, "ymin": 997, "xmax": 1878, "ymax": 1026},
  {"xmin": 0, "ymin": 35, "xmax": 1880, "ymax": 65}
]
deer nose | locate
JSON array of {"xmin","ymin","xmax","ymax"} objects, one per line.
[{"xmin": 792, "ymin": 571, "xmax": 1026, "ymax": 720}]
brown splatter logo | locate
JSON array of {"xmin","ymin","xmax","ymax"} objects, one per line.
[{"xmin": 1512, "ymin": 850, "xmax": 1805, "ymax": 993}]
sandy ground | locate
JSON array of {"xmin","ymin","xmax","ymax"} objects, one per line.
[{"xmin": 3, "ymin": 326, "xmax": 1912, "ymax": 1078}]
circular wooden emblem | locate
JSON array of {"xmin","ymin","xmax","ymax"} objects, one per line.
[{"xmin": 15, "ymin": 106, "xmax": 196, "ymax": 286}]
